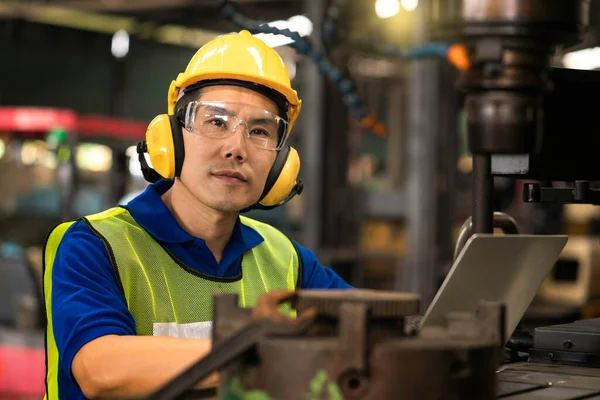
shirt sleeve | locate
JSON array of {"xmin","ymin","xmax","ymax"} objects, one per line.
[
  {"xmin": 51, "ymin": 220, "xmax": 136, "ymax": 379},
  {"xmin": 293, "ymin": 241, "xmax": 354, "ymax": 289}
]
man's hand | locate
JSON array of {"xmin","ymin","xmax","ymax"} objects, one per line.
[{"xmin": 252, "ymin": 290, "xmax": 316, "ymax": 324}]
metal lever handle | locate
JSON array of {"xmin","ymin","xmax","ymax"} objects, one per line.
[
  {"xmin": 144, "ymin": 320, "xmax": 271, "ymax": 400},
  {"xmin": 144, "ymin": 316, "xmax": 314, "ymax": 400},
  {"xmin": 453, "ymin": 211, "xmax": 520, "ymax": 261}
]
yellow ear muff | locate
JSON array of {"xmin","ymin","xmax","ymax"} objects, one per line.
[
  {"xmin": 145, "ymin": 114, "xmax": 179, "ymax": 179},
  {"xmin": 260, "ymin": 146, "xmax": 300, "ymax": 207}
]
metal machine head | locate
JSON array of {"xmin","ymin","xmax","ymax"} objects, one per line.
[
  {"xmin": 430, "ymin": 0, "xmax": 594, "ymax": 231},
  {"xmin": 432, "ymin": 0, "xmax": 590, "ymax": 155}
]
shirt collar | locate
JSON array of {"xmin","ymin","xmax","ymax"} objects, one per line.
[{"xmin": 126, "ymin": 180, "xmax": 264, "ymax": 250}]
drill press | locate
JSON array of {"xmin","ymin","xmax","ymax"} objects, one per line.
[
  {"xmin": 431, "ymin": 0, "xmax": 592, "ymax": 233},
  {"xmin": 434, "ymin": 1, "xmax": 600, "ymax": 397}
]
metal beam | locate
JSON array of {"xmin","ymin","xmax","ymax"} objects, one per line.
[
  {"xmin": 386, "ymin": 83, "xmax": 405, "ymax": 189},
  {"xmin": 37, "ymin": 0, "xmax": 199, "ymax": 12},
  {"xmin": 0, "ymin": 3, "xmax": 223, "ymax": 47},
  {"xmin": 436, "ymin": 62, "xmax": 460, "ymax": 280},
  {"xmin": 20, "ymin": 0, "xmax": 298, "ymax": 13},
  {"xmin": 396, "ymin": 2, "xmax": 441, "ymax": 313},
  {"xmin": 299, "ymin": 0, "xmax": 325, "ymax": 251}
]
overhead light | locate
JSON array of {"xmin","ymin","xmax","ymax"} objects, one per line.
[
  {"xmin": 563, "ymin": 47, "xmax": 600, "ymax": 70},
  {"xmin": 287, "ymin": 15, "xmax": 314, "ymax": 37},
  {"xmin": 401, "ymin": 0, "xmax": 419, "ymax": 12},
  {"xmin": 252, "ymin": 15, "xmax": 313, "ymax": 48},
  {"xmin": 111, "ymin": 29, "xmax": 130, "ymax": 58},
  {"xmin": 375, "ymin": 0, "xmax": 400, "ymax": 19}
]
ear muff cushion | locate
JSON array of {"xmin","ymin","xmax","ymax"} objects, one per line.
[
  {"xmin": 169, "ymin": 115, "xmax": 185, "ymax": 177},
  {"xmin": 146, "ymin": 114, "xmax": 176, "ymax": 179},
  {"xmin": 260, "ymin": 146, "xmax": 300, "ymax": 207}
]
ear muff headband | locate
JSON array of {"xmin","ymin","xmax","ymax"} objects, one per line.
[{"xmin": 137, "ymin": 141, "xmax": 163, "ymax": 183}]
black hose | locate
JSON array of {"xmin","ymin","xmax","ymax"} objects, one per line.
[{"xmin": 213, "ymin": 0, "xmax": 386, "ymax": 136}]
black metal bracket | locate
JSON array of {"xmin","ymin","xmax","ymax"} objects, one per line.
[{"xmin": 523, "ymin": 181, "xmax": 600, "ymax": 205}]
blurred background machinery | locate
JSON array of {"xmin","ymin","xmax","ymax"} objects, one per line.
[{"xmin": 0, "ymin": 106, "xmax": 147, "ymax": 398}]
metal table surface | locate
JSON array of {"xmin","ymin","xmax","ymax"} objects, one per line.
[{"xmin": 497, "ymin": 362, "xmax": 600, "ymax": 399}]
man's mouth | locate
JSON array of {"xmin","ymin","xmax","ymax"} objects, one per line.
[{"xmin": 212, "ymin": 170, "xmax": 247, "ymax": 184}]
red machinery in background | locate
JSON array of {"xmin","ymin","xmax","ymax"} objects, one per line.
[{"xmin": 0, "ymin": 106, "xmax": 147, "ymax": 399}]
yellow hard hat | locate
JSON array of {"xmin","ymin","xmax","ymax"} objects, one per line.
[{"xmin": 167, "ymin": 30, "xmax": 302, "ymax": 133}]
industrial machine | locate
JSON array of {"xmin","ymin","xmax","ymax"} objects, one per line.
[
  {"xmin": 432, "ymin": 1, "xmax": 600, "ymax": 395},
  {"xmin": 140, "ymin": 0, "xmax": 600, "ymax": 398},
  {"xmin": 150, "ymin": 290, "xmax": 505, "ymax": 400},
  {"xmin": 428, "ymin": 0, "xmax": 600, "ymax": 397}
]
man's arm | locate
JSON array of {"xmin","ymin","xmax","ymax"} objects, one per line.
[
  {"xmin": 51, "ymin": 221, "xmax": 214, "ymax": 399},
  {"xmin": 293, "ymin": 241, "xmax": 354, "ymax": 289},
  {"xmin": 72, "ymin": 335, "xmax": 214, "ymax": 398}
]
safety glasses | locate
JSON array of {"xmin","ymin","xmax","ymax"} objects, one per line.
[{"xmin": 181, "ymin": 100, "xmax": 289, "ymax": 151}]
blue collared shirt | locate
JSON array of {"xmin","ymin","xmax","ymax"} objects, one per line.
[{"xmin": 50, "ymin": 180, "xmax": 352, "ymax": 399}]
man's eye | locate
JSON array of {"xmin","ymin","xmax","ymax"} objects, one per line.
[
  {"xmin": 209, "ymin": 118, "xmax": 226, "ymax": 127},
  {"xmin": 251, "ymin": 129, "xmax": 269, "ymax": 136}
]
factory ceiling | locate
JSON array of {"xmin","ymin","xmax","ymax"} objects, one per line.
[
  {"xmin": 3, "ymin": 0, "xmax": 600, "ymax": 57},
  {"xmin": 5, "ymin": 0, "xmax": 303, "ymax": 33}
]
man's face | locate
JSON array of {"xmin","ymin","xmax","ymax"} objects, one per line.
[{"xmin": 178, "ymin": 86, "xmax": 280, "ymax": 213}]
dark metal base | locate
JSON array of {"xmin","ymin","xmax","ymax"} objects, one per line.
[
  {"xmin": 497, "ymin": 362, "xmax": 600, "ymax": 399},
  {"xmin": 528, "ymin": 318, "xmax": 600, "ymax": 367},
  {"xmin": 529, "ymin": 349, "xmax": 600, "ymax": 368},
  {"xmin": 495, "ymin": 317, "xmax": 600, "ymax": 398}
]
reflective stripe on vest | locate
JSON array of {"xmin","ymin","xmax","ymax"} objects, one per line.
[
  {"xmin": 43, "ymin": 220, "xmax": 77, "ymax": 400},
  {"xmin": 43, "ymin": 207, "xmax": 299, "ymax": 398}
]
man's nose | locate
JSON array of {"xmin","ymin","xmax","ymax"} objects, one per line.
[{"xmin": 222, "ymin": 123, "xmax": 248, "ymax": 162}]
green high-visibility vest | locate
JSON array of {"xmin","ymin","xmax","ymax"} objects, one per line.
[{"xmin": 43, "ymin": 207, "xmax": 300, "ymax": 399}]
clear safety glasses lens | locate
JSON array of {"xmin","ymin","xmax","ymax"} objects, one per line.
[{"xmin": 184, "ymin": 101, "xmax": 289, "ymax": 150}]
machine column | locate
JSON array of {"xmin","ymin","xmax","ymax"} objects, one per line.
[
  {"xmin": 472, "ymin": 154, "xmax": 494, "ymax": 234},
  {"xmin": 299, "ymin": 0, "xmax": 326, "ymax": 251},
  {"xmin": 396, "ymin": 2, "xmax": 441, "ymax": 313}
]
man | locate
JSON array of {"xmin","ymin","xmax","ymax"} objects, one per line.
[{"xmin": 44, "ymin": 30, "xmax": 352, "ymax": 400}]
